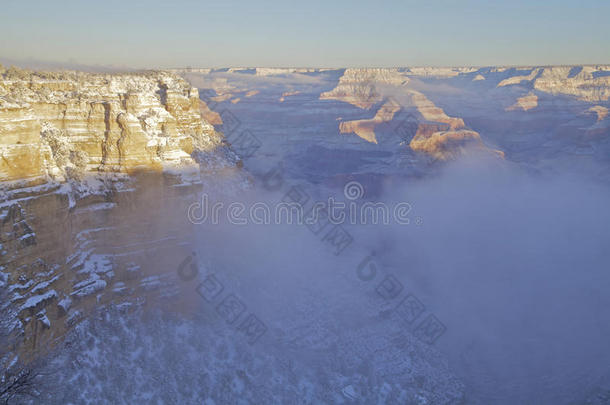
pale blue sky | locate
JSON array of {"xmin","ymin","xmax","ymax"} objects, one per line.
[{"xmin": 1, "ymin": 0, "xmax": 608, "ymax": 68}]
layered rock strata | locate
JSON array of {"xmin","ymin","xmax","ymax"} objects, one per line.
[
  {"xmin": 0, "ymin": 68, "xmax": 222, "ymax": 189},
  {"xmin": 0, "ymin": 67, "xmax": 236, "ymax": 362}
]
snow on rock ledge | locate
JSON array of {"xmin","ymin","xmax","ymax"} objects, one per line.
[{"xmin": 0, "ymin": 67, "xmax": 223, "ymax": 187}]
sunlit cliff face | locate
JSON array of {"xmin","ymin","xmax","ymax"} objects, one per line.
[
  {"xmin": 0, "ymin": 68, "xmax": 244, "ymax": 361},
  {"xmin": 0, "ymin": 69, "xmax": 221, "ymax": 185}
]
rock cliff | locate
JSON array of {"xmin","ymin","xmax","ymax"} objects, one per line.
[
  {"xmin": 0, "ymin": 67, "xmax": 237, "ymax": 362},
  {"xmin": 496, "ymin": 66, "xmax": 610, "ymax": 102},
  {"xmin": 506, "ymin": 93, "xmax": 538, "ymax": 111},
  {"xmin": 0, "ymin": 67, "xmax": 222, "ymax": 190},
  {"xmin": 322, "ymin": 68, "xmax": 502, "ymax": 160},
  {"xmin": 319, "ymin": 68, "xmax": 408, "ymax": 109},
  {"xmin": 338, "ymin": 99, "xmax": 401, "ymax": 143}
]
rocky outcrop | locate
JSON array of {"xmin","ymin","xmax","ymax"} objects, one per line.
[
  {"xmin": 533, "ymin": 66, "xmax": 610, "ymax": 102},
  {"xmin": 409, "ymin": 91, "xmax": 465, "ymax": 130},
  {"xmin": 410, "ymin": 125, "xmax": 503, "ymax": 160},
  {"xmin": 320, "ymin": 68, "xmax": 408, "ymax": 109},
  {"xmin": 494, "ymin": 66, "xmax": 610, "ymax": 102},
  {"xmin": 506, "ymin": 93, "xmax": 538, "ymax": 111},
  {"xmin": 585, "ymin": 105, "xmax": 610, "ymax": 138},
  {"xmin": 323, "ymin": 68, "xmax": 503, "ymax": 160},
  {"xmin": 198, "ymin": 99, "xmax": 223, "ymax": 125},
  {"xmin": 0, "ymin": 67, "xmax": 239, "ymax": 362},
  {"xmin": 403, "ymin": 67, "xmax": 478, "ymax": 77},
  {"xmin": 407, "ymin": 89, "xmax": 503, "ymax": 160},
  {"xmin": 254, "ymin": 68, "xmax": 328, "ymax": 76},
  {"xmin": 0, "ymin": 175, "xmax": 206, "ymax": 358},
  {"xmin": 589, "ymin": 105, "xmax": 608, "ymax": 122},
  {"xmin": 339, "ymin": 100, "xmax": 401, "ymax": 143},
  {"xmin": 0, "ymin": 68, "xmax": 222, "ymax": 189},
  {"xmin": 279, "ymin": 90, "xmax": 300, "ymax": 102},
  {"xmin": 497, "ymin": 68, "xmax": 541, "ymax": 87}
]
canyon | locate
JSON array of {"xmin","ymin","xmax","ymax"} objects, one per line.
[{"xmin": 1, "ymin": 64, "xmax": 610, "ymax": 404}]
